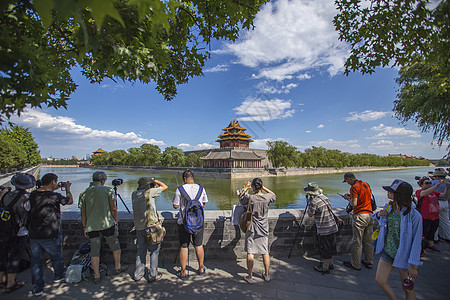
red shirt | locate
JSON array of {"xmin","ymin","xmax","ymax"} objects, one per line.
[
  {"xmin": 350, "ymin": 180, "xmax": 372, "ymax": 214},
  {"xmin": 416, "ymin": 189, "xmax": 440, "ymax": 220}
]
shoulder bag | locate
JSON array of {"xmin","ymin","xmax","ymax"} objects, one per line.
[
  {"xmin": 145, "ymin": 190, "xmax": 166, "ymax": 244},
  {"xmin": 239, "ymin": 196, "xmax": 253, "ymax": 233}
]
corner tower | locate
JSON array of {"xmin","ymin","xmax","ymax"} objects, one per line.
[{"xmin": 216, "ymin": 120, "xmax": 253, "ymax": 148}]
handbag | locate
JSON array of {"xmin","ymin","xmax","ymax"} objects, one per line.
[
  {"xmin": 144, "ymin": 190, "xmax": 166, "ymax": 244},
  {"xmin": 239, "ymin": 197, "xmax": 253, "ymax": 233},
  {"xmin": 317, "ymin": 195, "xmax": 344, "ymax": 229}
]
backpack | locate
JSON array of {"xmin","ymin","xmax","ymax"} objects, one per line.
[
  {"xmin": 178, "ymin": 185, "xmax": 204, "ymax": 234},
  {"xmin": 0, "ymin": 191, "xmax": 24, "ymax": 242}
]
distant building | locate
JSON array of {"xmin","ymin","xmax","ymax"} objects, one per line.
[
  {"xmin": 201, "ymin": 120, "xmax": 265, "ymax": 168},
  {"xmin": 92, "ymin": 148, "xmax": 108, "ymax": 156},
  {"xmin": 388, "ymin": 154, "xmax": 426, "ymax": 160}
]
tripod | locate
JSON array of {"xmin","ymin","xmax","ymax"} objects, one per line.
[
  {"xmin": 288, "ymin": 197, "xmax": 310, "ymax": 258},
  {"xmin": 113, "ymin": 186, "xmax": 131, "ymax": 213}
]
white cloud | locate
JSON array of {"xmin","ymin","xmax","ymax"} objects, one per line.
[
  {"xmin": 255, "ymin": 81, "xmax": 298, "ymax": 94},
  {"xmin": 12, "ymin": 108, "xmax": 165, "ymax": 145},
  {"xmin": 223, "ymin": 0, "xmax": 349, "ymax": 80},
  {"xmin": 305, "ymin": 130, "xmax": 312, "ymax": 133},
  {"xmin": 234, "ymin": 97, "xmax": 295, "ymax": 121},
  {"xmin": 368, "ymin": 140, "xmax": 395, "ymax": 150},
  {"xmin": 370, "ymin": 124, "xmax": 421, "ymax": 139},
  {"xmin": 317, "ymin": 124, "xmax": 325, "ymax": 129},
  {"xmin": 345, "ymin": 110, "xmax": 392, "ymax": 122},
  {"xmin": 251, "ymin": 138, "xmax": 287, "ymax": 149},
  {"xmin": 308, "ymin": 139, "xmax": 360, "ymax": 149},
  {"xmin": 204, "ymin": 64, "xmax": 229, "ymax": 73},
  {"xmin": 177, "ymin": 143, "xmax": 217, "ymax": 150}
]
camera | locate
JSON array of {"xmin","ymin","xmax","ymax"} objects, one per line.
[
  {"xmin": 414, "ymin": 176, "xmax": 421, "ymax": 180},
  {"xmin": 112, "ymin": 178, "xmax": 123, "ymax": 186},
  {"xmin": 346, "ymin": 203, "xmax": 353, "ymax": 214},
  {"xmin": 59, "ymin": 181, "xmax": 68, "ymax": 191},
  {"xmin": 36, "ymin": 179, "xmax": 43, "ymax": 188}
]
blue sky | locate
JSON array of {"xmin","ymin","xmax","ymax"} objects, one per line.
[{"xmin": 11, "ymin": 0, "xmax": 448, "ymax": 160}]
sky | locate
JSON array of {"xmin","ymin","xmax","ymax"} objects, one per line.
[{"xmin": 10, "ymin": 0, "xmax": 448, "ymax": 160}]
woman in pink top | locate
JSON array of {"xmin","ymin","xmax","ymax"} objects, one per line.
[{"xmin": 416, "ymin": 177, "xmax": 450, "ymax": 253}]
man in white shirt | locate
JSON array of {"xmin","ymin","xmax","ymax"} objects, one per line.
[{"xmin": 172, "ymin": 170, "xmax": 208, "ymax": 279}]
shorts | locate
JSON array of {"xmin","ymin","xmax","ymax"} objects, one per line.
[
  {"xmin": 380, "ymin": 250, "xmax": 395, "ymax": 264},
  {"xmin": 87, "ymin": 226, "xmax": 120, "ymax": 257},
  {"xmin": 178, "ymin": 224, "xmax": 203, "ymax": 248},
  {"xmin": 422, "ymin": 218, "xmax": 439, "ymax": 241},
  {"xmin": 317, "ymin": 233, "xmax": 337, "ymax": 259}
]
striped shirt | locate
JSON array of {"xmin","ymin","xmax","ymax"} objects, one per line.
[
  {"xmin": 308, "ymin": 194, "xmax": 338, "ymax": 235},
  {"xmin": 373, "ymin": 203, "xmax": 423, "ymax": 269}
]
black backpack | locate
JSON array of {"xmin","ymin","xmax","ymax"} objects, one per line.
[{"xmin": 0, "ymin": 191, "xmax": 24, "ymax": 242}]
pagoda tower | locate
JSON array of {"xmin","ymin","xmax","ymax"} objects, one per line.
[{"xmin": 216, "ymin": 120, "xmax": 253, "ymax": 148}]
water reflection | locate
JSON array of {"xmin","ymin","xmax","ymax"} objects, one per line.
[{"xmin": 38, "ymin": 166, "xmax": 432, "ymax": 212}]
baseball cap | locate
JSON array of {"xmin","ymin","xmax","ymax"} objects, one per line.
[
  {"xmin": 343, "ymin": 172, "xmax": 355, "ymax": 183},
  {"xmin": 382, "ymin": 179, "xmax": 413, "ymax": 196}
]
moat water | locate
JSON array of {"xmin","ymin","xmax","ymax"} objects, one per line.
[{"xmin": 38, "ymin": 166, "xmax": 433, "ymax": 212}]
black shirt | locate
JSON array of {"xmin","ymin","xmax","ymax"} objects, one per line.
[{"xmin": 28, "ymin": 190, "xmax": 69, "ymax": 239}]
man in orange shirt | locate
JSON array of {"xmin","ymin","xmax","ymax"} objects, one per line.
[{"xmin": 342, "ymin": 172, "xmax": 374, "ymax": 270}]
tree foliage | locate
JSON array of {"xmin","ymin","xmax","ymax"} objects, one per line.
[
  {"xmin": 267, "ymin": 142, "xmax": 429, "ymax": 169},
  {"xmin": 0, "ymin": 130, "xmax": 27, "ymax": 170},
  {"xmin": 0, "ymin": 0, "xmax": 268, "ymax": 120},
  {"xmin": 334, "ymin": 0, "xmax": 449, "ymax": 155},
  {"xmin": 160, "ymin": 146, "xmax": 185, "ymax": 167},
  {"xmin": 2, "ymin": 125, "xmax": 41, "ymax": 165}
]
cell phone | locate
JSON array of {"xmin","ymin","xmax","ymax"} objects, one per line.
[{"xmin": 337, "ymin": 193, "xmax": 346, "ymax": 197}]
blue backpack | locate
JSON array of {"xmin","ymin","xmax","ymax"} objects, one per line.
[{"xmin": 178, "ymin": 185, "xmax": 204, "ymax": 234}]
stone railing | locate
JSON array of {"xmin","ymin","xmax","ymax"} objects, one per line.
[{"xmin": 60, "ymin": 208, "xmax": 371, "ymax": 265}]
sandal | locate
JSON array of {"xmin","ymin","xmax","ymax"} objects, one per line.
[
  {"xmin": 0, "ymin": 282, "xmax": 6, "ymax": 288},
  {"xmin": 361, "ymin": 260, "xmax": 373, "ymax": 269},
  {"xmin": 176, "ymin": 270, "xmax": 187, "ymax": 280},
  {"xmin": 262, "ymin": 273, "xmax": 271, "ymax": 282},
  {"xmin": 93, "ymin": 277, "xmax": 101, "ymax": 284},
  {"xmin": 198, "ymin": 266, "xmax": 206, "ymax": 276},
  {"xmin": 343, "ymin": 261, "xmax": 361, "ymax": 271},
  {"xmin": 4, "ymin": 281, "xmax": 26, "ymax": 294}
]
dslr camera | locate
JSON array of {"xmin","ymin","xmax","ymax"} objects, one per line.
[
  {"xmin": 414, "ymin": 176, "xmax": 422, "ymax": 181},
  {"xmin": 59, "ymin": 181, "xmax": 68, "ymax": 191},
  {"xmin": 112, "ymin": 178, "xmax": 123, "ymax": 186}
]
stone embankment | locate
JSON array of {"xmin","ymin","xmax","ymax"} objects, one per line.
[{"xmin": 83, "ymin": 165, "xmax": 424, "ymax": 179}]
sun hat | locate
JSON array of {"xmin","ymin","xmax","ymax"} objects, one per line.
[
  {"xmin": 137, "ymin": 177, "xmax": 154, "ymax": 190},
  {"xmin": 343, "ymin": 172, "xmax": 355, "ymax": 183},
  {"xmin": 11, "ymin": 172, "xmax": 36, "ymax": 190},
  {"xmin": 432, "ymin": 168, "xmax": 447, "ymax": 177},
  {"xmin": 304, "ymin": 182, "xmax": 323, "ymax": 196},
  {"xmin": 382, "ymin": 179, "xmax": 413, "ymax": 196}
]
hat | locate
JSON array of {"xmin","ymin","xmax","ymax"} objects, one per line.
[
  {"xmin": 304, "ymin": 182, "xmax": 323, "ymax": 196},
  {"xmin": 343, "ymin": 172, "xmax": 355, "ymax": 183},
  {"xmin": 137, "ymin": 177, "xmax": 154, "ymax": 190},
  {"xmin": 432, "ymin": 168, "xmax": 447, "ymax": 177},
  {"xmin": 11, "ymin": 172, "xmax": 36, "ymax": 190},
  {"xmin": 382, "ymin": 179, "xmax": 413, "ymax": 196}
]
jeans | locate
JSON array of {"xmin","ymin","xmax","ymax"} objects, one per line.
[
  {"xmin": 30, "ymin": 236, "xmax": 65, "ymax": 292},
  {"xmin": 135, "ymin": 230, "xmax": 160, "ymax": 280},
  {"xmin": 351, "ymin": 213, "xmax": 374, "ymax": 269}
]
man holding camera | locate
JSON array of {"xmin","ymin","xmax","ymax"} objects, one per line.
[
  {"xmin": 78, "ymin": 171, "xmax": 127, "ymax": 284},
  {"xmin": 305, "ymin": 183, "xmax": 338, "ymax": 274},
  {"xmin": 28, "ymin": 173, "xmax": 73, "ymax": 296},
  {"xmin": 342, "ymin": 172, "xmax": 374, "ymax": 270}
]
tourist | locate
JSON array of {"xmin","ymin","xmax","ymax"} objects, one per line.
[
  {"xmin": 416, "ymin": 176, "xmax": 450, "ymax": 253},
  {"xmin": 0, "ymin": 173, "xmax": 35, "ymax": 294},
  {"xmin": 172, "ymin": 170, "xmax": 208, "ymax": 279},
  {"xmin": 132, "ymin": 177, "xmax": 167, "ymax": 282},
  {"xmin": 78, "ymin": 171, "xmax": 127, "ymax": 284},
  {"xmin": 341, "ymin": 172, "xmax": 374, "ymax": 270},
  {"xmin": 374, "ymin": 179, "xmax": 422, "ymax": 300},
  {"xmin": 430, "ymin": 168, "xmax": 450, "ymax": 243},
  {"xmin": 28, "ymin": 173, "xmax": 73, "ymax": 296},
  {"xmin": 305, "ymin": 182, "xmax": 338, "ymax": 274},
  {"xmin": 239, "ymin": 178, "xmax": 276, "ymax": 283}
]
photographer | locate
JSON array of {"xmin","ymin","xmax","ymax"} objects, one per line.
[
  {"xmin": 341, "ymin": 172, "xmax": 374, "ymax": 270},
  {"xmin": 430, "ymin": 168, "xmax": 450, "ymax": 243},
  {"xmin": 78, "ymin": 171, "xmax": 127, "ymax": 284},
  {"xmin": 132, "ymin": 177, "xmax": 167, "ymax": 283},
  {"xmin": 28, "ymin": 173, "xmax": 73, "ymax": 296},
  {"xmin": 305, "ymin": 182, "xmax": 338, "ymax": 274}
]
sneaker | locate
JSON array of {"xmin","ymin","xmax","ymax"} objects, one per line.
[
  {"xmin": 262, "ymin": 273, "xmax": 271, "ymax": 282},
  {"xmin": 314, "ymin": 265, "xmax": 330, "ymax": 274},
  {"xmin": 243, "ymin": 276, "xmax": 254, "ymax": 284},
  {"xmin": 54, "ymin": 276, "xmax": 65, "ymax": 283},
  {"xmin": 146, "ymin": 273, "xmax": 163, "ymax": 283},
  {"xmin": 34, "ymin": 290, "xmax": 43, "ymax": 297}
]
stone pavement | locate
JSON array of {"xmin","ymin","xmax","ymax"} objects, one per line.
[{"xmin": 5, "ymin": 241, "xmax": 450, "ymax": 299}]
